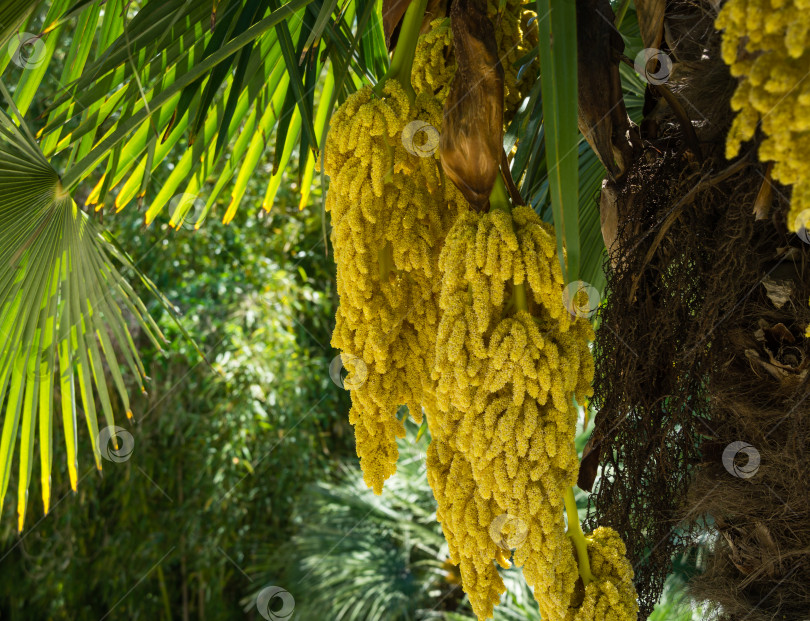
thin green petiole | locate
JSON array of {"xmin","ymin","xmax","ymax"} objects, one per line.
[
  {"xmin": 489, "ymin": 174, "xmax": 530, "ymax": 313},
  {"xmin": 373, "ymin": 0, "xmax": 429, "ymax": 102},
  {"xmin": 489, "ymin": 173, "xmax": 512, "ymax": 213},
  {"xmin": 565, "ymin": 486, "xmax": 595, "ymax": 586}
]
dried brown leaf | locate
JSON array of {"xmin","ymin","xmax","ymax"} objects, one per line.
[{"xmin": 383, "ymin": 0, "xmax": 413, "ymax": 49}]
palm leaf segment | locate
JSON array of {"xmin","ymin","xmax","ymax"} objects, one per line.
[
  {"xmin": 8, "ymin": 0, "xmax": 389, "ymax": 226},
  {"xmin": 0, "ymin": 95, "xmax": 165, "ymax": 530}
]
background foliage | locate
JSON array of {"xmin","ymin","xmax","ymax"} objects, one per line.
[{"xmin": 0, "ymin": 149, "xmax": 357, "ymax": 618}]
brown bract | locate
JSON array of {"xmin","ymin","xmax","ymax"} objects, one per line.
[
  {"xmin": 439, "ymin": 0, "xmax": 503, "ymax": 211},
  {"xmin": 576, "ymin": 0, "xmax": 639, "ymax": 182},
  {"xmin": 383, "ymin": 0, "xmax": 413, "ymax": 49},
  {"xmin": 384, "ymin": 0, "xmax": 450, "ymax": 50}
]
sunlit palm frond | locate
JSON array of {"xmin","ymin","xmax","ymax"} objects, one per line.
[
  {"xmin": 0, "ymin": 94, "xmax": 166, "ymax": 530},
  {"xmin": 0, "ymin": 0, "xmax": 40, "ymax": 52},
  {"xmin": 2, "ymin": 0, "xmax": 388, "ymax": 224}
]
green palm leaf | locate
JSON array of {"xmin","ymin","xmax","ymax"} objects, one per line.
[
  {"xmin": 0, "ymin": 93, "xmax": 166, "ymax": 530},
  {"xmin": 536, "ymin": 0, "xmax": 579, "ymax": 282},
  {"xmin": 509, "ymin": 2, "xmax": 645, "ymax": 297},
  {"xmin": 0, "ymin": 0, "xmax": 41, "ymax": 54},
  {"xmin": 3, "ymin": 0, "xmax": 391, "ymax": 225}
]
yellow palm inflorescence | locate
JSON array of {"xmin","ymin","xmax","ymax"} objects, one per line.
[
  {"xmin": 570, "ymin": 528, "xmax": 639, "ymax": 621},
  {"xmin": 427, "ymin": 434, "xmax": 508, "ymax": 615},
  {"xmin": 427, "ymin": 203, "xmax": 597, "ymax": 620},
  {"xmin": 412, "ymin": 18, "xmax": 456, "ymax": 105},
  {"xmin": 489, "ymin": 0, "xmax": 539, "ymax": 121},
  {"xmin": 325, "ymin": 77, "xmax": 465, "ymax": 492},
  {"xmin": 327, "ymin": 3, "xmax": 639, "ymax": 619},
  {"xmin": 717, "ymin": 0, "xmax": 810, "ymax": 231}
]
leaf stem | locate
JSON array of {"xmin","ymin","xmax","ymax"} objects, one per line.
[
  {"xmin": 489, "ymin": 172, "xmax": 512, "ymax": 213},
  {"xmin": 374, "ymin": 0, "xmax": 429, "ymax": 102},
  {"xmin": 378, "ymin": 242, "xmax": 394, "ymax": 281},
  {"xmin": 490, "ymin": 174, "xmax": 529, "ymax": 312},
  {"xmin": 565, "ymin": 486, "xmax": 594, "ymax": 586},
  {"xmin": 614, "ymin": 0, "xmax": 632, "ymax": 29}
]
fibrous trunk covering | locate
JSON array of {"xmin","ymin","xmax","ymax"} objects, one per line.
[{"xmin": 585, "ymin": 0, "xmax": 810, "ymax": 617}]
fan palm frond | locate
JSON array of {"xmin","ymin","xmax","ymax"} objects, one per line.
[
  {"xmin": 0, "ymin": 91, "xmax": 168, "ymax": 530},
  {"xmin": 250, "ymin": 423, "xmax": 451, "ymax": 621}
]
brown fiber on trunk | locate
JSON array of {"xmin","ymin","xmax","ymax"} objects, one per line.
[{"xmin": 583, "ymin": 0, "xmax": 810, "ymax": 618}]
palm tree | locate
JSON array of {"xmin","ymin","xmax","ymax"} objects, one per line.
[{"xmin": 1, "ymin": 0, "xmax": 807, "ymax": 619}]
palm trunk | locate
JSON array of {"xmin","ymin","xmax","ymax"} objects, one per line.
[{"xmin": 579, "ymin": 0, "xmax": 810, "ymax": 617}]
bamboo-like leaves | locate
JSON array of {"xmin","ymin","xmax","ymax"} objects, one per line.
[{"xmin": 0, "ymin": 104, "xmax": 165, "ymax": 530}]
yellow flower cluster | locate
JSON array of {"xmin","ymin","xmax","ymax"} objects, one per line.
[
  {"xmin": 325, "ymin": 79, "xmax": 464, "ymax": 493},
  {"xmin": 327, "ymin": 8, "xmax": 638, "ymax": 620},
  {"xmin": 427, "ymin": 205, "xmax": 596, "ymax": 619},
  {"xmin": 570, "ymin": 528, "xmax": 639, "ymax": 621},
  {"xmin": 489, "ymin": 0, "xmax": 538, "ymax": 121},
  {"xmin": 412, "ymin": 18, "xmax": 455, "ymax": 104},
  {"xmin": 411, "ymin": 3, "xmax": 537, "ymax": 119},
  {"xmin": 716, "ymin": 0, "xmax": 810, "ymax": 231},
  {"xmin": 427, "ymin": 434, "xmax": 507, "ymax": 616},
  {"xmin": 433, "ymin": 206, "xmax": 588, "ymax": 417}
]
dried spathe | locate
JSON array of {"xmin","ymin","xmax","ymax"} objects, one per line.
[{"xmin": 440, "ymin": 0, "xmax": 504, "ymax": 210}]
